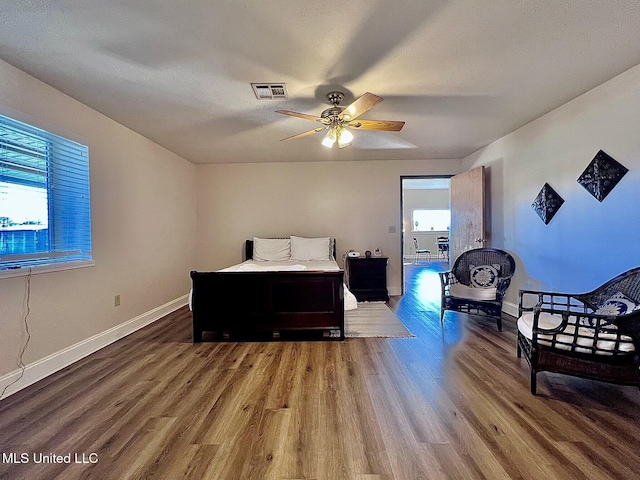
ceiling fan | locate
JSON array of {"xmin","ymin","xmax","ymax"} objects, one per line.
[{"xmin": 275, "ymin": 91, "xmax": 405, "ymax": 149}]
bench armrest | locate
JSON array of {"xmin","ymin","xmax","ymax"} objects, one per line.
[{"xmin": 519, "ymin": 289, "xmax": 591, "ymax": 317}]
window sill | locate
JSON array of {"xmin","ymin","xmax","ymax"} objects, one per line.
[{"xmin": 0, "ymin": 260, "xmax": 95, "ymax": 279}]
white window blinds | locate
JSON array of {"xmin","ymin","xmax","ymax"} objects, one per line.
[{"xmin": 0, "ymin": 114, "xmax": 92, "ymax": 270}]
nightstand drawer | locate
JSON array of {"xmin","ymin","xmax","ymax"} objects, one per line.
[{"xmin": 345, "ymin": 256, "xmax": 389, "ymax": 302}]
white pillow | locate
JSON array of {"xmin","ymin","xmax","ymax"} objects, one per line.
[
  {"xmin": 252, "ymin": 237, "xmax": 291, "ymax": 261},
  {"xmin": 469, "ymin": 264, "xmax": 500, "ymax": 288},
  {"xmin": 449, "ymin": 283, "xmax": 497, "ymax": 300},
  {"xmin": 595, "ymin": 292, "xmax": 639, "ymax": 316},
  {"xmin": 290, "ymin": 236, "xmax": 331, "ymax": 261}
]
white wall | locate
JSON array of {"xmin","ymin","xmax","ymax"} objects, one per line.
[
  {"xmin": 0, "ymin": 60, "xmax": 197, "ymax": 386},
  {"xmin": 464, "ymin": 63, "xmax": 640, "ymax": 308},
  {"xmin": 195, "ymin": 160, "xmax": 463, "ymax": 295}
]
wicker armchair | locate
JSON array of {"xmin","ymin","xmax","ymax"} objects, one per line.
[
  {"xmin": 517, "ymin": 267, "xmax": 640, "ymax": 395},
  {"xmin": 439, "ymin": 248, "xmax": 516, "ymax": 331}
]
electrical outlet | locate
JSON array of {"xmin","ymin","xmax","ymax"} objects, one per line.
[{"xmin": 114, "ymin": 294, "xmax": 121, "ymax": 307}]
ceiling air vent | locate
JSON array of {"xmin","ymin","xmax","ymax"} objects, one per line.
[{"xmin": 251, "ymin": 83, "xmax": 287, "ymax": 99}]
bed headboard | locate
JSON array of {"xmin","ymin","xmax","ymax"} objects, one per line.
[{"xmin": 245, "ymin": 238, "xmax": 337, "ymax": 261}]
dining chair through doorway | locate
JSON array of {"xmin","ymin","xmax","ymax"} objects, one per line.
[
  {"xmin": 436, "ymin": 236, "xmax": 449, "ymax": 260},
  {"xmin": 413, "ymin": 237, "xmax": 430, "ymax": 263}
]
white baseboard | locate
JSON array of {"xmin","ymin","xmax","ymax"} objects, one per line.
[
  {"xmin": 388, "ymin": 285, "xmax": 402, "ymax": 297},
  {"xmin": 502, "ymin": 300, "xmax": 519, "ymax": 318},
  {"xmin": 0, "ymin": 294, "xmax": 189, "ymax": 401}
]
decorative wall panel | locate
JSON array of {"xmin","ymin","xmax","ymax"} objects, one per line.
[
  {"xmin": 532, "ymin": 183, "xmax": 564, "ymax": 225},
  {"xmin": 577, "ymin": 150, "xmax": 628, "ymax": 202}
]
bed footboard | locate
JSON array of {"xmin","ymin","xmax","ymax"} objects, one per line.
[{"xmin": 190, "ymin": 270, "xmax": 345, "ymax": 341}]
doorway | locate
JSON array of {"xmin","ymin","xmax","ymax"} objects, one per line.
[{"xmin": 400, "ymin": 176, "xmax": 451, "ymax": 296}]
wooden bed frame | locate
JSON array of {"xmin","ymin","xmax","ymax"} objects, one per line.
[{"xmin": 190, "ymin": 239, "xmax": 344, "ymax": 342}]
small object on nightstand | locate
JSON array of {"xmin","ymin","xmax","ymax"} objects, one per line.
[
  {"xmin": 364, "ymin": 250, "xmax": 372, "ymax": 258},
  {"xmin": 374, "ymin": 248, "xmax": 381, "ymax": 256}
]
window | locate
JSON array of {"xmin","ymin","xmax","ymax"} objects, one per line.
[
  {"xmin": 412, "ymin": 209, "xmax": 450, "ymax": 232},
  {"xmin": 0, "ymin": 114, "xmax": 91, "ymax": 272}
]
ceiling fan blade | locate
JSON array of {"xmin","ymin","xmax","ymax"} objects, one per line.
[
  {"xmin": 280, "ymin": 127, "xmax": 325, "ymax": 141},
  {"xmin": 275, "ymin": 110, "xmax": 322, "ymax": 122},
  {"xmin": 340, "ymin": 92, "xmax": 383, "ymax": 121},
  {"xmin": 349, "ymin": 119, "xmax": 405, "ymax": 131}
]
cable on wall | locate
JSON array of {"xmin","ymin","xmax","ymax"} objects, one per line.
[{"xmin": 0, "ymin": 268, "xmax": 33, "ymax": 401}]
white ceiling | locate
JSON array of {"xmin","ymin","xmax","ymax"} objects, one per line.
[{"xmin": 1, "ymin": 1, "xmax": 639, "ymax": 164}]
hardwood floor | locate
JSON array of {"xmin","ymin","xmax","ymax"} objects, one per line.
[{"xmin": 1, "ymin": 262, "xmax": 639, "ymax": 479}]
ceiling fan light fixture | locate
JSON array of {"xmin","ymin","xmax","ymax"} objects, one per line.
[
  {"xmin": 337, "ymin": 127, "xmax": 353, "ymax": 148},
  {"xmin": 275, "ymin": 91, "xmax": 405, "ymax": 148},
  {"xmin": 322, "ymin": 127, "xmax": 337, "ymax": 148}
]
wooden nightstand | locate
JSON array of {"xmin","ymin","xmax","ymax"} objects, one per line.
[{"xmin": 345, "ymin": 256, "xmax": 389, "ymax": 302}]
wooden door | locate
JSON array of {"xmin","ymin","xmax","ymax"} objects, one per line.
[{"xmin": 450, "ymin": 166, "xmax": 486, "ymax": 263}]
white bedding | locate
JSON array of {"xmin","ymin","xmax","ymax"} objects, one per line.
[
  {"xmin": 189, "ymin": 259, "xmax": 357, "ymax": 311},
  {"xmin": 219, "ymin": 259, "xmax": 341, "ymax": 272}
]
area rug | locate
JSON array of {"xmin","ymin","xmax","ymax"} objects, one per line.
[{"xmin": 345, "ymin": 302, "xmax": 414, "ymax": 338}]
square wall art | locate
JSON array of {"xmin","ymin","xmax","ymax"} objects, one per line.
[
  {"xmin": 577, "ymin": 150, "xmax": 628, "ymax": 202},
  {"xmin": 532, "ymin": 183, "xmax": 564, "ymax": 225}
]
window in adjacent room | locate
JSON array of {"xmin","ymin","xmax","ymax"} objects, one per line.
[
  {"xmin": 0, "ymin": 113, "xmax": 92, "ymax": 272},
  {"xmin": 412, "ymin": 209, "xmax": 450, "ymax": 232}
]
